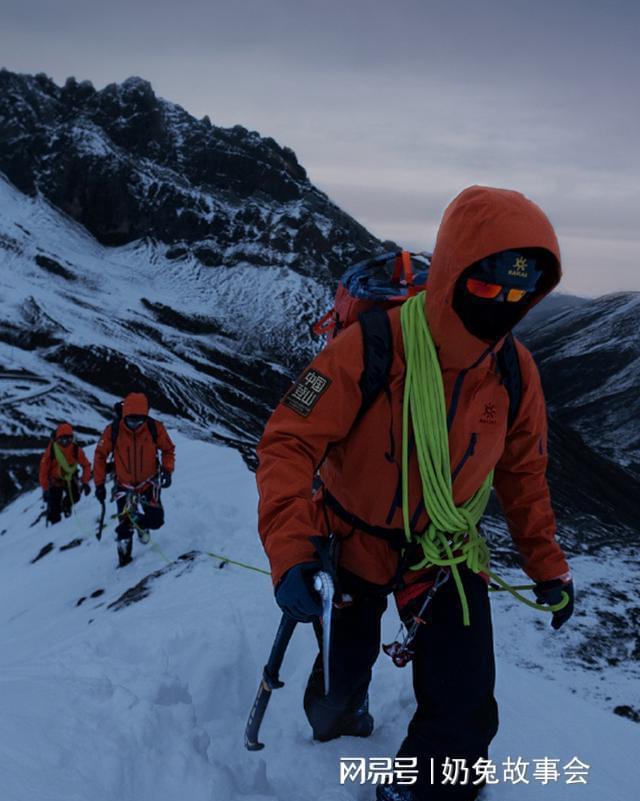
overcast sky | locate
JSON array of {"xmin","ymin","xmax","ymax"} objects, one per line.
[{"xmin": 2, "ymin": 0, "xmax": 639, "ymax": 296}]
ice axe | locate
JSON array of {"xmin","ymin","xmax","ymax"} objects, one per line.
[
  {"xmin": 313, "ymin": 568, "xmax": 335, "ymax": 696},
  {"xmin": 244, "ymin": 612, "xmax": 297, "ymax": 751},
  {"xmin": 244, "ymin": 570, "xmax": 335, "ymax": 751},
  {"xmin": 96, "ymin": 498, "xmax": 106, "ymax": 541},
  {"xmin": 244, "ymin": 535, "xmax": 341, "ymax": 750}
]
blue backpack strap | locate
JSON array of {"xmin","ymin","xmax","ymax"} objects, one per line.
[
  {"xmin": 496, "ymin": 333, "xmax": 522, "ymax": 429},
  {"xmin": 357, "ymin": 306, "xmax": 393, "ymax": 415}
]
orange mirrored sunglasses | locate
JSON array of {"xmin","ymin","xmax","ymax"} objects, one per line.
[{"xmin": 466, "ymin": 278, "xmax": 528, "ymax": 303}]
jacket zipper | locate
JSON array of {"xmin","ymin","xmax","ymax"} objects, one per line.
[
  {"xmin": 135, "ymin": 429, "xmax": 141, "ymax": 484},
  {"xmin": 446, "ymin": 346, "xmax": 493, "ymax": 431},
  {"xmin": 408, "ymin": 432, "xmax": 479, "ymax": 527},
  {"xmin": 451, "ymin": 433, "xmax": 478, "ymax": 483}
]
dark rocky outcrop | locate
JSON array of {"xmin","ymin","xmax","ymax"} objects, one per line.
[{"xmin": 0, "ymin": 69, "xmax": 381, "ymax": 281}]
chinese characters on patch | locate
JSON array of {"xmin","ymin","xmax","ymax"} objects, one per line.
[{"xmin": 339, "ymin": 756, "xmax": 590, "ymax": 786}]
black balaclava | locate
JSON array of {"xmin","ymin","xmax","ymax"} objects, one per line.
[
  {"xmin": 453, "ymin": 248, "xmax": 550, "ymax": 342},
  {"xmin": 124, "ymin": 415, "xmax": 146, "ymax": 431}
]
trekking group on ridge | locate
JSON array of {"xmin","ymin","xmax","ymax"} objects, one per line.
[
  {"xmin": 37, "ymin": 183, "xmax": 575, "ymax": 801},
  {"xmin": 39, "ymin": 391, "xmax": 175, "ymax": 568}
]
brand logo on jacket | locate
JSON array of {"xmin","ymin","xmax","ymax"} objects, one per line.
[
  {"xmin": 480, "ymin": 402, "xmax": 497, "ymax": 424},
  {"xmin": 508, "ymin": 256, "xmax": 528, "ymax": 278}
]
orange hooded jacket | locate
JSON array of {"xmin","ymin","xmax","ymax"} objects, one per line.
[
  {"xmin": 39, "ymin": 423, "xmax": 91, "ymax": 490},
  {"xmin": 257, "ymin": 186, "xmax": 570, "ymax": 589},
  {"xmin": 93, "ymin": 393, "xmax": 175, "ymax": 489}
]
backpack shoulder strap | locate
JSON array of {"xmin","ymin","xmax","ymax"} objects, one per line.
[
  {"xmin": 111, "ymin": 419, "xmax": 119, "ymax": 450},
  {"xmin": 356, "ymin": 311, "xmax": 523, "ymax": 429},
  {"xmin": 497, "ymin": 333, "xmax": 523, "ymax": 429},
  {"xmin": 147, "ymin": 417, "xmax": 158, "ymax": 444},
  {"xmin": 357, "ymin": 306, "xmax": 393, "ymax": 416}
]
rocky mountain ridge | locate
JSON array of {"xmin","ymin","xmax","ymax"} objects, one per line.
[{"xmin": 0, "ymin": 69, "xmax": 382, "ymax": 280}]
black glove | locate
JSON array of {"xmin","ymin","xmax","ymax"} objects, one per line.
[
  {"xmin": 82, "ymin": 483, "xmax": 91, "ymax": 497},
  {"xmin": 160, "ymin": 470, "xmax": 172, "ymax": 489},
  {"xmin": 95, "ymin": 484, "xmax": 106, "ymax": 503},
  {"xmin": 534, "ymin": 578, "xmax": 574, "ymax": 630},
  {"xmin": 42, "ymin": 490, "xmax": 49, "ymax": 504},
  {"xmin": 275, "ymin": 562, "xmax": 322, "ymax": 622}
]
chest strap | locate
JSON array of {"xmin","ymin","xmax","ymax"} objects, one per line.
[{"xmin": 322, "ymin": 487, "xmax": 408, "ymax": 552}]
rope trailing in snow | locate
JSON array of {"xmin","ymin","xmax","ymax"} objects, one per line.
[
  {"xmin": 399, "ymin": 292, "xmax": 568, "ymax": 624},
  {"xmin": 107, "ymin": 501, "xmax": 271, "ymax": 574},
  {"xmin": 205, "ymin": 551, "xmax": 271, "ymax": 575}
]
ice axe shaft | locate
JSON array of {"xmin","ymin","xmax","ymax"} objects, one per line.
[{"xmin": 244, "ymin": 613, "xmax": 297, "ymax": 751}]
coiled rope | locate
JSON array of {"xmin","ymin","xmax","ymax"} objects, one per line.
[{"xmin": 400, "ymin": 292, "xmax": 567, "ymax": 624}]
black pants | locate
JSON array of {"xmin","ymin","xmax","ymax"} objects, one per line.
[
  {"xmin": 47, "ymin": 482, "xmax": 80, "ymax": 525},
  {"xmin": 115, "ymin": 486, "xmax": 164, "ymax": 543},
  {"xmin": 304, "ymin": 567, "xmax": 498, "ymax": 801}
]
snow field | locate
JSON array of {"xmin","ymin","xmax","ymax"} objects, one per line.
[{"xmin": 0, "ymin": 433, "xmax": 637, "ymax": 801}]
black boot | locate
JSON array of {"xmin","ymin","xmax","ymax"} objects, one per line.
[{"xmin": 336, "ymin": 695, "xmax": 374, "ymax": 738}]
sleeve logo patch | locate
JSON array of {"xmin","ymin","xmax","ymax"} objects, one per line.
[{"xmin": 283, "ymin": 368, "xmax": 332, "ymax": 417}]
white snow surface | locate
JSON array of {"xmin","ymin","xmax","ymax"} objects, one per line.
[
  {"xmin": 0, "ymin": 173, "xmax": 330, "ymax": 369},
  {"xmin": 0, "ymin": 433, "xmax": 637, "ymax": 801}
]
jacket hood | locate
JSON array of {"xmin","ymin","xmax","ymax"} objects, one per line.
[
  {"xmin": 425, "ymin": 185, "xmax": 561, "ymax": 369},
  {"xmin": 123, "ymin": 392, "xmax": 149, "ymax": 417},
  {"xmin": 54, "ymin": 422, "xmax": 73, "ymax": 439}
]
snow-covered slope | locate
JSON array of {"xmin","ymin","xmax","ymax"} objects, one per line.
[
  {"xmin": 0, "ymin": 171, "xmax": 331, "ymax": 503},
  {"xmin": 520, "ymin": 292, "xmax": 640, "ymax": 475},
  {"xmin": 0, "ymin": 434, "xmax": 637, "ymax": 801}
]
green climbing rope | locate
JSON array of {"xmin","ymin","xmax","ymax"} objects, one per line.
[
  {"xmin": 400, "ymin": 292, "xmax": 567, "ymax": 624},
  {"xmin": 119, "ymin": 497, "xmax": 270, "ymax": 575},
  {"xmin": 205, "ymin": 551, "xmax": 271, "ymax": 575},
  {"xmin": 52, "ymin": 442, "xmax": 78, "ymax": 516}
]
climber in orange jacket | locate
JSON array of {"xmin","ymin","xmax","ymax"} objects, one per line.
[
  {"xmin": 93, "ymin": 392, "xmax": 175, "ymax": 567},
  {"xmin": 39, "ymin": 422, "xmax": 91, "ymax": 525},
  {"xmin": 256, "ymin": 186, "xmax": 573, "ymax": 801}
]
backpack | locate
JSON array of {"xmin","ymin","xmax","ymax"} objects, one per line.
[
  {"xmin": 313, "ymin": 250, "xmax": 430, "ymax": 340},
  {"xmin": 313, "ymin": 250, "xmax": 522, "ymax": 427}
]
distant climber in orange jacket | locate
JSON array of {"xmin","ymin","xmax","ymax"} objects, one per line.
[
  {"xmin": 256, "ymin": 186, "xmax": 573, "ymax": 801},
  {"xmin": 93, "ymin": 392, "xmax": 175, "ymax": 567},
  {"xmin": 39, "ymin": 422, "xmax": 91, "ymax": 525}
]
